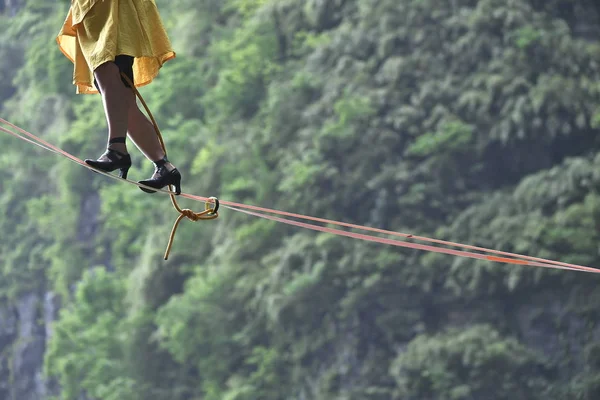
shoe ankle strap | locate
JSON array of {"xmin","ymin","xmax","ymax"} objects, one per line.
[
  {"xmin": 153, "ymin": 156, "xmax": 169, "ymax": 168},
  {"xmin": 107, "ymin": 137, "xmax": 128, "ymax": 157},
  {"xmin": 108, "ymin": 137, "xmax": 126, "ymax": 145}
]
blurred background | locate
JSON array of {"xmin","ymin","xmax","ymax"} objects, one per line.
[{"xmin": 1, "ymin": 0, "xmax": 600, "ymax": 399}]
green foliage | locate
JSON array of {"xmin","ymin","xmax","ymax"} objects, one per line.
[
  {"xmin": 292, "ymin": 30, "xmax": 332, "ymax": 57},
  {"xmin": 321, "ymin": 92, "xmax": 376, "ymax": 141},
  {"xmin": 155, "ymin": 268, "xmax": 243, "ymax": 374},
  {"xmin": 2, "ymin": 0, "xmax": 600, "ymax": 399},
  {"xmin": 406, "ymin": 118, "xmax": 474, "ymax": 158},
  {"xmin": 44, "ymin": 268, "xmax": 131, "ymax": 400},
  {"xmin": 226, "ymin": 0, "xmax": 269, "ymax": 18},
  {"xmin": 390, "ymin": 325, "xmax": 551, "ymax": 400},
  {"xmin": 514, "ymin": 26, "xmax": 543, "ymax": 49},
  {"xmin": 203, "ymin": 5, "xmax": 281, "ymax": 119},
  {"xmin": 592, "ymin": 110, "xmax": 600, "ymax": 129}
]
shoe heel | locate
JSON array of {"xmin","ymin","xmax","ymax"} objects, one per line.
[
  {"xmin": 119, "ymin": 166, "xmax": 130, "ymax": 179},
  {"xmin": 172, "ymin": 172, "xmax": 181, "ymax": 195}
]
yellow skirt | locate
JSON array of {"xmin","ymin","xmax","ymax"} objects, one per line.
[{"xmin": 57, "ymin": 0, "xmax": 176, "ymax": 94}]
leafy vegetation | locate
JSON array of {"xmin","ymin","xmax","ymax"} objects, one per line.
[{"xmin": 1, "ymin": 0, "xmax": 600, "ymax": 399}]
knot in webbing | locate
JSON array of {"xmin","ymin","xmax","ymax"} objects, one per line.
[
  {"xmin": 180, "ymin": 208, "xmax": 202, "ymax": 222},
  {"xmin": 164, "ymin": 196, "xmax": 219, "ymax": 260}
]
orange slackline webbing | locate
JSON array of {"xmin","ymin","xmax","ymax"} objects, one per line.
[{"xmin": 1, "ymin": 117, "xmax": 599, "ymax": 273}]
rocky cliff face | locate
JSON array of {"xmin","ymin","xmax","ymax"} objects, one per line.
[
  {"xmin": 0, "ymin": 304, "xmax": 17, "ymax": 399},
  {"xmin": 0, "ymin": 189, "xmax": 101, "ymax": 400},
  {"xmin": 11, "ymin": 293, "xmax": 53, "ymax": 400},
  {"xmin": 0, "ymin": 291, "xmax": 60, "ymax": 400},
  {"xmin": 1, "ymin": 0, "xmax": 24, "ymax": 16}
]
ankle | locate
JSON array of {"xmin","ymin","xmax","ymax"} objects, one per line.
[
  {"xmin": 153, "ymin": 156, "xmax": 175, "ymax": 172},
  {"xmin": 108, "ymin": 143, "xmax": 127, "ymax": 154},
  {"xmin": 107, "ymin": 136, "xmax": 128, "ymax": 155}
]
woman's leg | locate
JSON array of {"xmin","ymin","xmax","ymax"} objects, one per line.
[
  {"xmin": 84, "ymin": 60, "xmax": 133, "ymax": 178},
  {"xmin": 126, "ymin": 94, "xmax": 181, "ymax": 194},
  {"xmin": 93, "ymin": 61, "xmax": 132, "ymax": 155},
  {"xmin": 126, "ymin": 97, "xmax": 175, "ymax": 172},
  {"xmin": 89, "ymin": 57, "xmax": 180, "ymax": 192}
]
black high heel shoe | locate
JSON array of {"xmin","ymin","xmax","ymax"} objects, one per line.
[
  {"xmin": 84, "ymin": 137, "xmax": 131, "ymax": 179},
  {"xmin": 138, "ymin": 156, "xmax": 182, "ymax": 195}
]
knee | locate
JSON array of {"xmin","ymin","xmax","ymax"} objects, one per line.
[{"xmin": 94, "ymin": 62, "xmax": 122, "ymax": 92}]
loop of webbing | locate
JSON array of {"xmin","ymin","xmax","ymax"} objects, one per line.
[{"xmin": 121, "ymin": 73, "xmax": 218, "ymax": 260}]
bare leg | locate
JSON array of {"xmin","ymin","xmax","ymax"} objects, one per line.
[
  {"xmin": 125, "ymin": 96, "xmax": 175, "ymax": 173},
  {"xmin": 126, "ymin": 93, "xmax": 181, "ymax": 194},
  {"xmin": 93, "ymin": 62, "xmax": 131, "ymax": 155},
  {"xmin": 90, "ymin": 60, "xmax": 180, "ymax": 192}
]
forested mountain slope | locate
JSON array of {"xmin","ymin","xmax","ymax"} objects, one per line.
[{"xmin": 1, "ymin": 0, "xmax": 600, "ymax": 399}]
